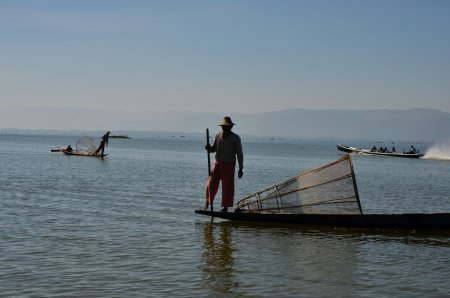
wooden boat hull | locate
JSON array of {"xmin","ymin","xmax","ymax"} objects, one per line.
[
  {"xmin": 195, "ymin": 210, "xmax": 450, "ymax": 230},
  {"xmin": 336, "ymin": 144, "xmax": 355, "ymax": 153},
  {"xmin": 337, "ymin": 144, "xmax": 422, "ymax": 159},
  {"xmin": 63, "ymin": 151, "xmax": 107, "ymax": 157}
]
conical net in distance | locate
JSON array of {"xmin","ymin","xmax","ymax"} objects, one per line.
[
  {"xmin": 236, "ymin": 154, "xmax": 362, "ymax": 215},
  {"xmin": 76, "ymin": 137, "xmax": 98, "ymax": 153}
]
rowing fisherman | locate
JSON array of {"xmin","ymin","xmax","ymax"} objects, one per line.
[
  {"xmin": 205, "ymin": 117, "xmax": 244, "ymax": 212},
  {"xmin": 94, "ymin": 131, "xmax": 110, "ymax": 156}
]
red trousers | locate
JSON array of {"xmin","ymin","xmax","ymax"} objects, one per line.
[{"xmin": 206, "ymin": 160, "xmax": 236, "ymax": 207}]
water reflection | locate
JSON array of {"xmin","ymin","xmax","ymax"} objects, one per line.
[
  {"xmin": 201, "ymin": 221, "xmax": 238, "ymax": 294},
  {"xmin": 199, "ymin": 221, "xmax": 368, "ymax": 297}
]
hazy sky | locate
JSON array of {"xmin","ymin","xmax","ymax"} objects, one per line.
[{"xmin": 1, "ymin": 0, "xmax": 449, "ymax": 113}]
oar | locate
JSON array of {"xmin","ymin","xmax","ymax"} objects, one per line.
[
  {"xmin": 206, "ymin": 128, "xmax": 213, "ymax": 212},
  {"xmin": 206, "ymin": 128, "xmax": 211, "ymax": 176}
]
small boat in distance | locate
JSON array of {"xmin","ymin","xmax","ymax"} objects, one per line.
[
  {"xmin": 51, "ymin": 146, "xmax": 69, "ymax": 152},
  {"xmin": 63, "ymin": 136, "xmax": 106, "ymax": 157},
  {"xmin": 53, "ymin": 136, "xmax": 107, "ymax": 158},
  {"xmin": 337, "ymin": 144, "xmax": 423, "ymax": 159},
  {"xmin": 63, "ymin": 150, "xmax": 107, "ymax": 157}
]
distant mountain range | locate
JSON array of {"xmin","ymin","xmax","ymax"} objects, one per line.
[{"xmin": 1, "ymin": 107, "xmax": 449, "ymax": 142}]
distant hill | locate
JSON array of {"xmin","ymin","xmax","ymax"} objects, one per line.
[
  {"xmin": 1, "ymin": 107, "xmax": 449, "ymax": 142},
  {"xmin": 240, "ymin": 108, "xmax": 450, "ymax": 141}
]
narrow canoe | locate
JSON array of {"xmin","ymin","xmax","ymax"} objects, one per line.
[
  {"xmin": 195, "ymin": 210, "xmax": 450, "ymax": 230},
  {"xmin": 63, "ymin": 150, "xmax": 107, "ymax": 157}
]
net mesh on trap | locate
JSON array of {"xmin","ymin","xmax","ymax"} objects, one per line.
[
  {"xmin": 236, "ymin": 154, "xmax": 362, "ymax": 215},
  {"xmin": 75, "ymin": 137, "xmax": 98, "ymax": 154}
]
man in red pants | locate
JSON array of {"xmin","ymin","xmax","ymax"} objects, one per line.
[{"xmin": 205, "ymin": 116, "xmax": 244, "ymax": 212}]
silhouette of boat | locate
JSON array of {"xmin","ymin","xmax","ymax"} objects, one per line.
[
  {"xmin": 53, "ymin": 136, "xmax": 107, "ymax": 158},
  {"xmin": 337, "ymin": 144, "xmax": 422, "ymax": 158},
  {"xmin": 62, "ymin": 150, "xmax": 107, "ymax": 157}
]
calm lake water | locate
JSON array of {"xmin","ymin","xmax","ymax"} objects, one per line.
[{"xmin": 1, "ymin": 133, "xmax": 450, "ymax": 297}]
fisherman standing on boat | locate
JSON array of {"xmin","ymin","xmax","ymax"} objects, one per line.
[
  {"xmin": 94, "ymin": 131, "xmax": 110, "ymax": 156},
  {"xmin": 205, "ymin": 117, "xmax": 244, "ymax": 212}
]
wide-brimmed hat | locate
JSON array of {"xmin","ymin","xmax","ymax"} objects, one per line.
[{"xmin": 219, "ymin": 116, "xmax": 235, "ymax": 126}]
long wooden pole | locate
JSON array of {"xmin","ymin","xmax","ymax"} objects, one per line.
[
  {"xmin": 206, "ymin": 128, "xmax": 211, "ymax": 176},
  {"xmin": 206, "ymin": 128, "xmax": 213, "ymax": 212},
  {"xmin": 348, "ymin": 154, "xmax": 363, "ymax": 215}
]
